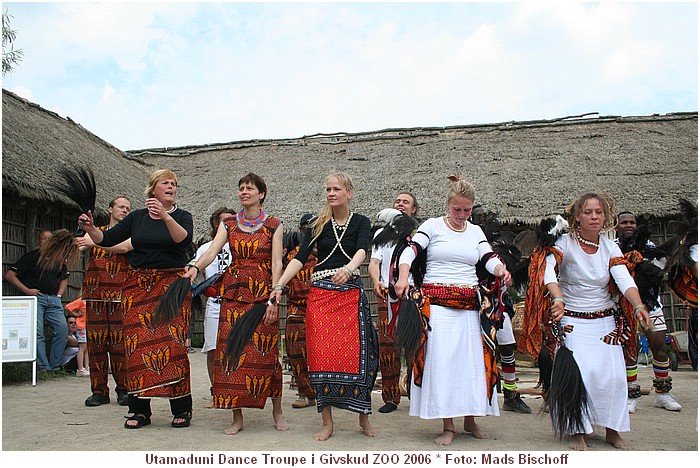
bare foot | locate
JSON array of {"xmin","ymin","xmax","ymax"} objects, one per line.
[
  {"xmin": 569, "ymin": 434, "xmax": 589, "ymax": 451},
  {"xmin": 463, "ymin": 416, "xmax": 489, "ymax": 439},
  {"xmin": 314, "ymin": 422, "xmax": 333, "ymax": 441},
  {"xmin": 434, "ymin": 428, "xmax": 455, "ymax": 446},
  {"xmin": 605, "ymin": 429, "xmax": 631, "ymax": 450},
  {"xmin": 224, "ymin": 410, "xmax": 243, "ymax": 435},
  {"xmin": 359, "ymin": 414, "xmax": 377, "ymax": 437},
  {"xmin": 273, "ymin": 410, "xmax": 289, "ymax": 431}
]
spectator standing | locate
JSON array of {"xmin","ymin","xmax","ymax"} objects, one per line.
[{"xmin": 3, "ymin": 229, "xmax": 79, "ymax": 373}]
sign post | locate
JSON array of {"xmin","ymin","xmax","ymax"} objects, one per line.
[{"xmin": 2, "ymin": 296, "xmax": 38, "ymax": 386}]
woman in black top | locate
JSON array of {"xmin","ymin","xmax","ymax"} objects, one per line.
[
  {"xmin": 270, "ymin": 172, "xmax": 378, "ymax": 441},
  {"xmin": 79, "ymin": 169, "xmax": 194, "ymax": 429}
]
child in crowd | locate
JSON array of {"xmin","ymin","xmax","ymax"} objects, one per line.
[{"xmin": 65, "ymin": 298, "xmax": 89, "ymax": 376}]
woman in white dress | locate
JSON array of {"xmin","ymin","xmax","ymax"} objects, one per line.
[
  {"xmin": 545, "ymin": 193, "xmax": 650, "ymax": 450},
  {"xmin": 394, "ymin": 176, "xmax": 511, "ymax": 446}
]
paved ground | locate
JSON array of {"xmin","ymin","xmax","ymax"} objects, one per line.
[{"xmin": 2, "ymin": 350, "xmax": 697, "ymax": 461}]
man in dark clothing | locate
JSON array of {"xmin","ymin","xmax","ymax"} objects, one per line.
[{"xmin": 4, "ymin": 230, "xmax": 69, "ymax": 372}]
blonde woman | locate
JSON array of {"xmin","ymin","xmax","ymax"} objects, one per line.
[
  {"xmin": 79, "ymin": 169, "xmax": 194, "ymax": 429},
  {"xmin": 544, "ymin": 193, "xmax": 650, "ymax": 450},
  {"xmin": 269, "ymin": 172, "xmax": 377, "ymax": 442},
  {"xmin": 394, "ymin": 176, "xmax": 511, "ymax": 446}
]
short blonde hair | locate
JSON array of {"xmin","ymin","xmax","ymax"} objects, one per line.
[{"xmin": 145, "ymin": 169, "xmax": 178, "ymax": 198}]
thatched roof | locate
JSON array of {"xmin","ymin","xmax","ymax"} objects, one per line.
[
  {"xmin": 128, "ymin": 112, "xmax": 698, "ymax": 243},
  {"xmin": 3, "ymin": 87, "xmax": 695, "ymax": 243},
  {"xmin": 2, "ymin": 89, "xmax": 148, "ymax": 218}
]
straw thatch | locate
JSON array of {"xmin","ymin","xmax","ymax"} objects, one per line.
[
  {"xmin": 127, "ymin": 112, "xmax": 698, "ymax": 243},
  {"xmin": 2, "ymin": 89, "xmax": 150, "ymax": 298},
  {"xmin": 2, "ymin": 89, "xmax": 149, "ymax": 217}
]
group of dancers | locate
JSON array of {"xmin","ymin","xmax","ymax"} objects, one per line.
[{"xmin": 71, "ymin": 168, "xmax": 696, "ymax": 450}]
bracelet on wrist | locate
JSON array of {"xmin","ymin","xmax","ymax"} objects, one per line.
[
  {"xmin": 188, "ymin": 264, "xmax": 200, "ymax": 274},
  {"xmin": 272, "ymin": 284, "xmax": 284, "ymax": 292},
  {"xmin": 343, "ymin": 265, "xmax": 354, "ymax": 276},
  {"xmin": 633, "ymin": 304, "xmax": 647, "ymax": 313},
  {"xmin": 551, "ymin": 297, "xmax": 565, "ymax": 304}
]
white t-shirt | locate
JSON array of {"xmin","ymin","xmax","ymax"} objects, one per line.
[
  {"xmin": 545, "ymin": 234, "xmax": 637, "ymax": 311},
  {"xmin": 399, "ymin": 217, "xmax": 501, "ymax": 285},
  {"xmin": 690, "ymin": 244, "xmax": 698, "ymax": 262}
]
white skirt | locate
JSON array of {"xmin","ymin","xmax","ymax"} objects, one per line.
[
  {"xmin": 409, "ymin": 304, "xmax": 499, "ymax": 419},
  {"xmin": 559, "ymin": 315, "xmax": 629, "ymax": 434}
]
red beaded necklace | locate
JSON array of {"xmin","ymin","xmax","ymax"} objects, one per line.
[{"xmin": 237, "ymin": 209, "xmax": 266, "ymax": 227}]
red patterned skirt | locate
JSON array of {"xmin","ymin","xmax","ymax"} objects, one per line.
[
  {"xmin": 121, "ymin": 268, "xmax": 191, "ymax": 398},
  {"xmin": 306, "ymin": 277, "xmax": 378, "ymax": 414},
  {"xmin": 212, "ymin": 298, "xmax": 282, "ymax": 409}
]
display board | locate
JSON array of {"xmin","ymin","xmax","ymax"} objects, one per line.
[{"xmin": 2, "ymin": 296, "xmax": 37, "ymax": 363}]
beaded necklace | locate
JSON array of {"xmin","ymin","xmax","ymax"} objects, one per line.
[
  {"xmin": 575, "ymin": 231, "xmax": 599, "ymax": 249},
  {"xmin": 237, "ymin": 209, "xmax": 266, "ymax": 228},
  {"xmin": 444, "ymin": 216, "xmax": 466, "ymax": 233},
  {"xmin": 317, "ymin": 212, "xmax": 354, "ymax": 266}
]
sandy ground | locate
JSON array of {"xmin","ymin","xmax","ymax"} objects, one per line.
[{"xmin": 2, "ymin": 350, "xmax": 697, "ymax": 459}]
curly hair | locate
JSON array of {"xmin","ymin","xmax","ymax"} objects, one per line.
[{"xmin": 566, "ymin": 192, "xmax": 615, "ymax": 236}]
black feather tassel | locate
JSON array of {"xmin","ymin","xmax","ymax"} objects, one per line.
[
  {"xmin": 536, "ymin": 340, "xmax": 553, "ymax": 395},
  {"xmin": 548, "ymin": 326, "xmax": 593, "ymax": 438},
  {"xmin": 224, "ymin": 303, "xmax": 268, "ymax": 368},
  {"xmin": 152, "ymin": 277, "xmax": 191, "ymax": 326},
  {"xmin": 51, "ymin": 166, "xmax": 97, "ymax": 236},
  {"xmin": 395, "ymin": 297, "xmax": 424, "ymax": 361},
  {"xmin": 511, "ymin": 258, "xmax": 531, "ymax": 291},
  {"xmin": 373, "ymin": 213, "xmax": 418, "ymax": 249}
]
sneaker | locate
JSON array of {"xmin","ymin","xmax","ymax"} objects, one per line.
[
  {"xmin": 76, "ymin": 368, "xmax": 90, "ymax": 377},
  {"xmin": 116, "ymin": 391, "xmax": 129, "ymax": 406},
  {"xmin": 503, "ymin": 391, "xmax": 532, "ymax": 414},
  {"xmin": 85, "ymin": 393, "xmax": 110, "ymax": 407},
  {"xmin": 291, "ymin": 396, "xmax": 315, "ymax": 408},
  {"xmin": 654, "ymin": 393, "xmax": 682, "ymax": 411},
  {"xmin": 627, "ymin": 397, "xmax": 639, "ymax": 414},
  {"xmin": 378, "ymin": 402, "xmax": 398, "ymax": 413}
]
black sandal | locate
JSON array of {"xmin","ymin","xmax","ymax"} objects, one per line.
[
  {"xmin": 171, "ymin": 411, "xmax": 192, "ymax": 428},
  {"xmin": 124, "ymin": 413, "xmax": 151, "ymax": 429}
]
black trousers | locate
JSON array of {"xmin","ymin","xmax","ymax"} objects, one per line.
[{"xmin": 128, "ymin": 394, "xmax": 192, "ymax": 417}]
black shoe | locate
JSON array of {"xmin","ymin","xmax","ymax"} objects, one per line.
[
  {"xmin": 503, "ymin": 390, "xmax": 532, "ymax": 414},
  {"xmin": 85, "ymin": 393, "xmax": 110, "ymax": 407},
  {"xmin": 116, "ymin": 391, "xmax": 129, "ymax": 406},
  {"xmin": 378, "ymin": 402, "xmax": 398, "ymax": 413}
]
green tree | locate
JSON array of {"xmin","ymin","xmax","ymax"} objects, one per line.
[{"xmin": 2, "ymin": 9, "xmax": 23, "ymax": 76}]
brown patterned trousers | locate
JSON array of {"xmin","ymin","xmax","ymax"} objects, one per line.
[{"xmin": 86, "ymin": 299, "xmax": 127, "ymax": 396}]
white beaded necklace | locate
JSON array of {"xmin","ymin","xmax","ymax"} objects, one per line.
[
  {"xmin": 575, "ymin": 231, "xmax": 599, "ymax": 248},
  {"xmin": 444, "ymin": 216, "xmax": 466, "ymax": 233},
  {"xmin": 317, "ymin": 212, "xmax": 354, "ymax": 266}
]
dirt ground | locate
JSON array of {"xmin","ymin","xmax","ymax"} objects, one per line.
[{"xmin": 2, "ymin": 350, "xmax": 697, "ymax": 460}]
